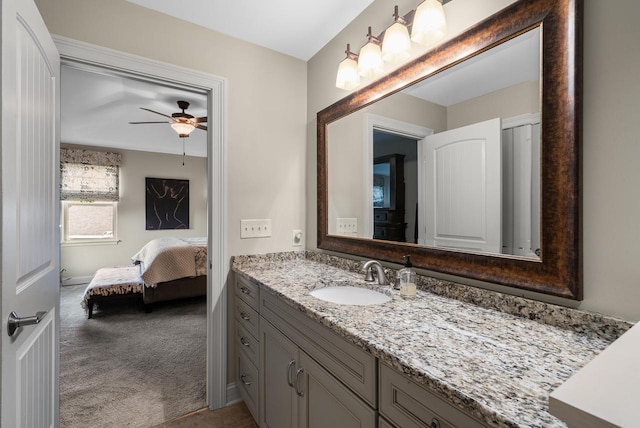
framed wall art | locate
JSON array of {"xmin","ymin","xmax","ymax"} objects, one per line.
[{"xmin": 145, "ymin": 177, "xmax": 189, "ymax": 230}]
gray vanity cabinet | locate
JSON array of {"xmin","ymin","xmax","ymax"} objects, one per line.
[
  {"xmin": 259, "ymin": 318, "xmax": 298, "ymax": 428},
  {"xmin": 259, "ymin": 315, "xmax": 376, "ymax": 428},
  {"xmin": 297, "ymin": 350, "xmax": 376, "ymax": 427},
  {"xmin": 234, "ymin": 275, "xmax": 261, "ymax": 422},
  {"xmin": 379, "ymin": 362, "xmax": 487, "ymax": 428}
]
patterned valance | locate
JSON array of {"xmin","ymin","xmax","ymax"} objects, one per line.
[
  {"xmin": 60, "ymin": 147, "xmax": 122, "ymax": 166},
  {"xmin": 60, "ymin": 148, "xmax": 121, "ymax": 202}
]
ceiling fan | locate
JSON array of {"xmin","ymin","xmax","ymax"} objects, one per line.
[{"xmin": 129, "ymin": 100, "xmax": 207, "ymax": 138}]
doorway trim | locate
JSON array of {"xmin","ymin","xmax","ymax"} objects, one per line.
[
  {"xmin": 365, "ymin": 114, "xmax": 433, "ymax": 240},
  {"xmin": 53, "ymin": 35, "xmax": 229, "ymax": 409}
]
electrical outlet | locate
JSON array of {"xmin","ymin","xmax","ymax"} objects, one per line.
[
  {"xmin": 336, "ymin": 218, "xmax": 358, "ymax": 236},
  {"xmin": 240, "ymin": 219, "xmax": 272, "ymax": 238},
  {"xmin": 292, "ymin": 229, "xmax": 303, "ymax": 247}
]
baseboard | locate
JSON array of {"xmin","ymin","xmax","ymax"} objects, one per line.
[
  {"xmin": 61, "ymin": 275, "xmax": 92, "ymax": 286},
  {"xmin": 226, "ymin": 382, "xmax": 242, "ymax": 406}
]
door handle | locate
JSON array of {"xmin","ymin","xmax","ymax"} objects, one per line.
[
  {"xmin": 295, "ymin": 368, "xmax": 305, "ymax": 397},
  {"xmin": 7, "ymin": 311, "xmax": 47, "ymax": 337},
  {"xmin": 286, "ymin": 360, "xmax": 296, "ymax": 387}
]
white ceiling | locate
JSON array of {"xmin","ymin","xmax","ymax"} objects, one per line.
[
  {"xmin": 126, "ymin": 0, "xmax": 375, "ymax": 61},
  {"xmin": 60, "ymin": 65, "xmax": 208, "ymax": 157},
  {"xmin": 404, "ymin": 27, "xmax": 540, "ymax": 106}
]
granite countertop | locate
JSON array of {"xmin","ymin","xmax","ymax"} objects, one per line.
[{"xmin": 232, "ymin": 252, "xmax": 632, "ymax": 428}]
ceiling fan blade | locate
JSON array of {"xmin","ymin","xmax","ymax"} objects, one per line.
[
  {"xmin": 140, "ymin": 107, "xmax": 172, "ymax": 118},
  {"xmin": 195, "ymin": 116, "xmax": 208, "ymax": 123},
  {"xmin": 196, "ymin": 124, "xmax": 208, "ymax": 131},
  {"xmin": 129, "ymin": 121, "xmax": 170, "ymax": 124}
]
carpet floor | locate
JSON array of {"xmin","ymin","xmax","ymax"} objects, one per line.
[{"xmin": 60, "ymin": 284, "xmax": 207, "ymax": 428}]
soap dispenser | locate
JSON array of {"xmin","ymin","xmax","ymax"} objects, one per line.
[{"xmin": 397, "ymin": 255, "xmax": 417, "ymax": 298}]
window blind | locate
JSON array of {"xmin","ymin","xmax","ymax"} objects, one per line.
[{"xmin": 60, "ymin": 148, "xmax": 122, "ymax": 202}]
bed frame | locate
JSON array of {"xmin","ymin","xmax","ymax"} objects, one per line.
[{"xmin": 142, "ymin": 275, "xmax": 207, "ymax": 312}]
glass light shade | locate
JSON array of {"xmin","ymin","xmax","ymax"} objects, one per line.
[
  {"xmin": 411, "ymin": 0, "xmax": 447, "ymax": 46},
  {"xmin": 170, "ymin": 121, "xmax": 196, "ymax": 137},
  {"xmin": 358, "ymin": 42, "xmax": 384, "ymax": 78},
  {"xmin": 335, "ymin": 56, "xmax": 360, "ymax": 90},
  {"xmin": 381, "ymin": 22, "xmax": 411, "ymax": 64}
]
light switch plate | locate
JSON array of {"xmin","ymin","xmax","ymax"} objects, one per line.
[
  {"xmin": 336, "ymin": 218, "xmax": 358, "ymax": 236},
  {"xmin": 240, "ymin": 219, "xmax": 272, "ymax": 238},
  {"xmin": 292, "ymin": 229, "xmax": 303, "ymax": 246}
]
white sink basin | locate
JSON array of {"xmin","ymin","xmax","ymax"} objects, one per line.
[{"xmin": 310, "ymin": 286, "xmax": 391, "ymax": 306}]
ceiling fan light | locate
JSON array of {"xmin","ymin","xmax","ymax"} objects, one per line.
[
  {"xmin": 411, "ymin": 0, "xmax": 447, "ymax": 46},
  {"xmin": 381, "ymin": 21, "xmax": 412, "ymax": 64},
  {"xmin": 171, "ymin": 121, "xmax": 196, "ymax": 138}
]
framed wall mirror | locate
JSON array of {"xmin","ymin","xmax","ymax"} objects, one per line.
[{"xmin": 317, "ymin": 0, "xmax": 583, "ymax": 299}]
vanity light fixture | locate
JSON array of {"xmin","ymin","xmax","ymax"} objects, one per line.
[
  {"xmin": 358, "ymin": 27, "xmax": 384, "ymax": 78},
  {"xmin": 170, "ymin": 120, "xmax": 196, "ymax": 138},
  {"xmin": 381, "ymin": 5, "xmax": 412, "ymax": 64},
  {"xmin": 335, "ymin": 44, "xmax": 361, "ymax": 90},
  {"xmin": 411, "ymin": 0, "xmax": 447, "ymax": 46},
  {"xmin": 336, "ymin": 0, "xmax": 449, "ymax": 90}
]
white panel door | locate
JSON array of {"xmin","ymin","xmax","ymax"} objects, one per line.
[
  {"xmin": 1, "ymin": 0, "xmax": 60, "ymax": 427},
  {"xmin": 424, "ymin": 118, "xmax": 501, "ymax": 253}
]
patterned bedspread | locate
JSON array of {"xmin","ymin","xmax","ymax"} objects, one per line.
[
  {"xmin": 81, "ymin": 265, "xmax": 143, "ymax": 310},
  {"xmin": 131, "ymin": 237, "xmax": 207, "ymax": 287}
]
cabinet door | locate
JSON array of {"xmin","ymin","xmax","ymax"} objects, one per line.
[
  {"xmin": 298, "ymin": 351, "xmax": 376, "ymax": 428},
  {"xmin": 260, "ymin": 319, "xmax": 299, "ymax": 428}
]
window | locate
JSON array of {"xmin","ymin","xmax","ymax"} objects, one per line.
[
  {"xmin": 62, "ymin": 201, "xmax": 117, "ymax": 243},
  {"xmin": 60, "ymin": 148, "xmax": 122, "ymax": 245}
]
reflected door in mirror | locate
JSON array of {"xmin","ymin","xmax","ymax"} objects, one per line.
[{"xmin": 373, "ymin": 154, "xmax": 406, "ymax": 242}]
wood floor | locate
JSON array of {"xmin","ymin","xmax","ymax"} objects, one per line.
[{"xmin": 153, "ymin": 402, "xmax": 257, "ymax": 428}]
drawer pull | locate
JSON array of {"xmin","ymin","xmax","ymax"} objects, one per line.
[
  {"xmin": 286, "ymin": 360, "xmax": 296, "ymax": 387},
  {"xmin": 240, "ymin": 286, "xmax": 251, "ymax": 295},
  {"xmin": 240, "ymin": 312, "xmax": 251, "ymax": 321},
  {"xmin": 240, "ymin": 336, "xmax": 250, "ymax": 347},
  {"xmin": 240, "ymin": 373, "xmax": 252, "ymax": 386},
  {"xmin": 431, "ymin": 418, "xmax": 441, "ymax": 428},
  {"xmin": 295, "ymin": 368, "xmax": 305, "ymax": 397}
]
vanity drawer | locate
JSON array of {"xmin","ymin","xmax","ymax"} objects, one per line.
[
  {"xmin": 379, "ymin": 362, "xmax": 487, "ymax": 428},
  {"xmin": 237, "ymin": 347, "xmax": 259, "ymax": 422},
  {"xmin": 260, "ymin": 290, "xmax": 377, "ymax": 408},
  {"xmin": 235, "ymin": 296, "xmax": 259, "ymax": 340},
  {"xmin": 236, "ymin": 321, "xmax": 259, "ymax": 367},
  {"xmin": 236, "ymin": 274, "xmax": 259, "ymax": 310}
]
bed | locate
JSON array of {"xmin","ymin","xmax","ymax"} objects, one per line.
[{"xmin": 131, "ymin": 236, "xmax": 207, "ymax": 309}]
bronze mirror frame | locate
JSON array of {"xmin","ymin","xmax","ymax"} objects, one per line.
[{"xmin": 317, "ymin": 0, "xmax": 583, "ymax": 299}]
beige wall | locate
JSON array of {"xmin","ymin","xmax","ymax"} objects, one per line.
[
  {"xmin": 36, "ymin": 0, "xmax": 308, "ymax": 259},
  {"xmin": 308, "ymin": 0, "xmax": 640, "ymax": 322},
  {"xmin": 447, "ymin": 81, "xmax": 540, "ymax": 130},
  {"xmin": 36, "ymin": 0, "xmax": 307, "ymax": 385},
  {"xmin": 61, "ymin": 146, "xmax": 207, "ymax": 279}
]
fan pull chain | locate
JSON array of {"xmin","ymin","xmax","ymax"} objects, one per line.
[{"xmin": 182, "ymin": 139, "xmax": 185, "ymax": 166}]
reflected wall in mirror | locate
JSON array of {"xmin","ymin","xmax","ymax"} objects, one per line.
[{"xmin": 318, "ymin": 0, "xmax": 583, "ymax": 299}]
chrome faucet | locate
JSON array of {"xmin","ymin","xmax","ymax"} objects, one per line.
[{"xmin": 362, "ymin": 260, "xmax": 389, "ymax": 285}]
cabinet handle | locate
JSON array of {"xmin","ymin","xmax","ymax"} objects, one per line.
[
  {"xmin": 295, "ymin": 368, "xmax": 305, "ymax": 397},
  {"xmin": 240, "ymin": 286, "xmax": 251, "ymax": 295},
  {"xmin": 240, "ymin": 336, "xmax": 250, "ymax": 347},
  {"xmin": 240, "ymin": 312, "xmax": 250, "ymax": 321},
  {"xmin": 286, "ymin": 360, "xmax": 296, "ymax": 387},
  {"xmin": 240, "ymin": 373, "xmax": 252, "ymax": 386},
  {"xmin": 430, "ymin": 418, "xmax": 441, "ymax": 428}
]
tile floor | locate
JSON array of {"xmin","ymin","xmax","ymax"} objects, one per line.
[{"xmin": 153, "ymin": 402, "xmax": 257, "ymax": 428}]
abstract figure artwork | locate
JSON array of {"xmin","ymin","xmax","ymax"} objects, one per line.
[{"xmin": 145, "ymin": 177, "xmax": 189, "ymax": 230}]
